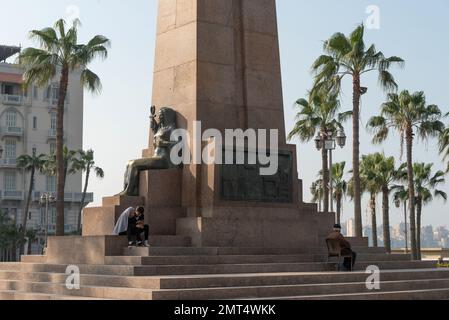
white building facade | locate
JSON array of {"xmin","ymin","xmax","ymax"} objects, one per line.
[{"xmin": 0, "ymin": 45, "xmax": 93, "ymax": 238}]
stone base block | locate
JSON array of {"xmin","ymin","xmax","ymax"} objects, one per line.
[
  {"xmin": 46, "ymin": 236, "xmax": 127, "ymax": 265},
  {"xmin": 176, "ymin": 210, "xmax": 334, "ymax": 250}
]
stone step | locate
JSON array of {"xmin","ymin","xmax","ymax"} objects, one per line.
[
  {"xmin": 123, "ymin": 247, "xmax": 386, "ymax": 257},
  {"xmin": 0, "ymin": 279, "xmax": 153, "ymax": 300},
  {"xmin": 151, "ymin": 278, "xmax": 449, "ymax": 300},
  {"xmin": 2, "ymin": 272, "xmax": 449, "ymax": 300},
  {"xmin": 123, "ymin": 247, "xmax": 309, "ymax": 257},
  {"xmin": 282, "ymin": 288, "xmax": 449, "ymax": 300},
  {"xmin": 2, "ymin": 268, "xmax": 448, "ymax": 292},
  {"xmin": 133, "ymin": 261, "xmax": 437, "ymax": 276},
  {"xmin": 155, "ymin": 268, "xmax": 449, "ymax": 290},
  {"xmin": 0, "ymin": 263, "xmax": 136, "ymax": 276},
  {"xmin": 104, "ymin": 253, "xmax": 410, "ymax": 266},
  {"xmin": 345, "ymin": 237, "xmax": 369, "ymax": 247},
  {"xmin": 0, "ymin": 270, "xmax": 161, "ymax": 290},
  {"xmin": 0, "ymin": 290, "xmax": 111, "ymax": 300},
  {"xmin": 0, "ymin": 260, "xmax": 436, "ymax": 277},
  {"xmin": 21, "ymin": 256, "xmax": 47, "ymax": 263},
  {"xmin": 147, "ymin": 236, "xmax": 191, "ymax": 247},
  {"xmin": 105, "ymin": 254, "xmax": 316, "ymax": 266}
]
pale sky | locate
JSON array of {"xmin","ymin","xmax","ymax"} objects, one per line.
[{"xmin": 1, "ymin": 0, "xmax": 448, "ymax": 228}]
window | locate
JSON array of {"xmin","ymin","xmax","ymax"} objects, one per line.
[
  {"xmin": 45, "ymin": 86, "xmax": 51, "ymax": 100},
  {"xmin": 6, "ymin": 111, "xmax": 17, "ymax": 128},
  {"xmin": 32, "ymin": 147, "xmax": 37, "ymax": 156},
  {"xmin": 46, "ymin": 175, "xmax": 56, "ymax": 192},
  {"xmin": 52, "ymin": 86, "xmax": 59, "ymax": 100},
  {"xmin": 33, "ymin": 86, "xmax": 38, "ymax": 100},
  {"xmin": 49, "ymin": 143, "xmax": 56, "ymax": 154},
  {"xmin": 50, "ymin": 112, "xmax": 56, "ymax": 130},
  {"xmin": 33, "ymin": 116, "xmax": 37, "ymax": 130},
  {"xmin": 28, "ymin": 211, "xmax": 32, "ymax": 220},
  {"xmin": 5, "ymin": 139, "xmax": 16, "ymax": 159},
  {"xmin": 4, "ymin": 172, "xmax": 16, "ymax": 191},
  {"xmin": 49, "ymin": 207, "xmax": 56, "ymax": 225}
]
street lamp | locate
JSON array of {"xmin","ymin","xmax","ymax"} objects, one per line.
[
  {"xmin": 314, "ymin": 129, "xmax": 347, "ymax": 217},
  {"xmin": 40, "ymin": 193, "xmax": 56, "ymax": 254}
]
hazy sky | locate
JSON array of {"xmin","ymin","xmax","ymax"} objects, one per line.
[{"xmin": 1, "ymin": 0, "xmax": 448, "ymax": 228}]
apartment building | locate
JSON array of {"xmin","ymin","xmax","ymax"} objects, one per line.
[{"xmin": 0, "ymin": 45, "xmax": 93, "ymax": 237}]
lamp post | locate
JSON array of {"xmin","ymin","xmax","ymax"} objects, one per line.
[
  {"xmin": 40, "ymin": 193, "xmax": 56, "ymax": 254},
  {"xmin": 395, "ymin": 198, "xmax": 408, "ymax": 254},
  {"xmin": 314, "ymin": 129, "xmax": 347, "ymax": 217}
]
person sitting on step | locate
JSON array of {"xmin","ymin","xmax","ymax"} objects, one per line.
[
  {"xmin": 113, "ymin": 206, "xmax": 150, "ymax": 247},
  {"xmin": 327, "ymin": 224, "xmax": 357, "ymax": 271}
]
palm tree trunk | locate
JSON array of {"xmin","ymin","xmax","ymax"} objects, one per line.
[
  {"xmin": 77, "ymin": 167, "xmax": 90, "ymax": 234},
  {"xmin": 416, "ymin": 197, "xmax": 422, "ymax": 260},
  {"xmin": 322, "ymin": 145, "xmax": 329, "ymax": 213},
  {"xmin": 370, "ymin": 193, "xmax": 378, "ymax": 247},
  {"xmin": 56, "ymin": 65, "xmax": 69, "ymax": 237},
  {"xmin": 27, "ymin": 239, "xmax": 32, "ymax": 255},
  {"xmin": 406, "ymin": 126, "xmax": 418, "ymax": 260},
  {"xmin": 20, "ymin": 167, "xmax": 35, "ymax": 254},
  {"xmin": 336, "ymin": 194, "xmax": 342, "ymax": 225},
  {"xmin": 352, "ymin": 73, "xmax": 363, "ymax": 237},
  {"xmin": 382, "ymin": 185, "xmax": 391, "ymax": 253}
]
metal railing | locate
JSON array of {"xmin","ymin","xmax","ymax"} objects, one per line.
[
  {"xmin": 33, "ymin": 191, "xmax": 94, "ymax": 203},
  {"xmin": 1, "ymin": 126, "xmax": 23, "ymax": 137},
  {"xmin": 0, "ymin": 158, "xmax": 17, "ymax": 167},
  {"xmin": 1, "ymin": 94, "xmax": 22, "ymax": 106},
  {"xmin": 2, "ymin": 190, "xmax": 24, "ymax": 200}
]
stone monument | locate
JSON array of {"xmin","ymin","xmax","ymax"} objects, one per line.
[{"xmin": 51, "ymin": 0, "xmax": 334, "ymax": 262}]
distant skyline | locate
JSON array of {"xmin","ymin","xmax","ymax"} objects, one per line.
[{"xmin": 1, "ymin": 1, "xmax": 448, "ymax": 228}]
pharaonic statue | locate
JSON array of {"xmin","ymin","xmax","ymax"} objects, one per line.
[{"xmin": 119, "ymin": 106, "xmax": 180, "ymax": 196}]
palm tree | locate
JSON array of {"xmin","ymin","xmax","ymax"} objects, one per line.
[
  {"xmin": 43, "ymin": 147, "xmax": 80, "ymax": 192},
  {"xmin": 310, "ymin": 179, "xmax": 324, "ymax": 212},
  {"xmin": 25, "ymin": 229, "xmax": 38, "ymax": 255},
  {"xmin": 18, "ymin": 19, "xmax": 110, "ymax": 236},
  {"xmin": 398, "ymin": 163, "xmax": 447, "ymax": 259},
  {"xmin": 439, "ymin": 126, "xmax": 449, "ymax": 172},
  {"xmin": 392, "ymin": 185, "xmax": 410, "ymax": 253},
  {"xmin": 368, "ymin": 90, "xmax": 445, "ymax": 259},
  {"xmin": 288, "ymin": 90, "xmax": 350, "ymax": 213},
  {"xmin": 364, "ymin": 153, "xmax": 404, "ymax": 253},
  {"xmin": 360, "ymin": 154, "xmax": 382, "ymax": 247},
  {"xmin": 312, "ymin": 24, "xmax": 404, "ymax": 237},
  {"xmin": 72, "ymin": 149, "xmax": 104, "ymax": 234},
  {"xmin": 16, "ymin": 154, "xmax": 46, "ymax": 253},
  {"xmin": 332, "ymin": 162, "xmax": 348, "ymax": 225}
]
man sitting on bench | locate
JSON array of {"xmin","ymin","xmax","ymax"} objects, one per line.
[{"xmin": 327, "ymin": 224, "xmax": 357, "ymax": 271}]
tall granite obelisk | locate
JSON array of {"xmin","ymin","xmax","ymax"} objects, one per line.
[{"xmin": 137, "ymin": 0, "xmax": 333, "ymax": 248}]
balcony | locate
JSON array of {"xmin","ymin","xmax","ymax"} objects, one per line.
[
  {"xmin": 47, "ymin": 129, "xmax": 66, "ymax": 141},
  {"xmin": 1, "ymin": 126, "xmax": 23, "ymax": 138},
  {"xmin": 2, "ymin": 94, "xmax": 22, "ymax": 106},
  {"xmin": 0, "ymin": 158, "xmax": 17, "ymax": 168},
  {"xmin": 33, "ymin": 191, "xmax": 94, "ymax": 203},
  {"xmin": 2, "ymin": 190, "xmax": 24, "ymax": 201}
]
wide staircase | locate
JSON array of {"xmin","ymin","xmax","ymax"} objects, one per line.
[
  {"xmin": 1, "ymin": 195, "xmax": 448, "ymax": 300},
  {"xmin": 1, "ymin": 239, "xmax": 448, "ymax": 300}
]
